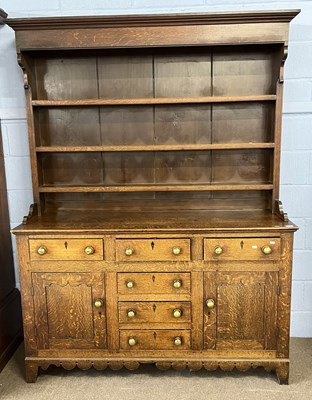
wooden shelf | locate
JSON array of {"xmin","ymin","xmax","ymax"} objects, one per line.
[
  {"xmin": 35, "ymin": 143, "xmax": 275, "ymax": 153},
  {"xmin": 32, "ymin": 95, "xmax": 277, "ymax": 107},
  {"xmin": 39, "ymin": 183, "xmax": 274, "ymax": 193}
]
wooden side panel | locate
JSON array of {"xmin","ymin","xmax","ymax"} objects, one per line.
[
  {"xmin": 16, "ymin": 236, "xmax": 37, "ymax": 356},
  {"xmin": 277, "ymin": 232, "xmax": 294, "ymax": 358}
]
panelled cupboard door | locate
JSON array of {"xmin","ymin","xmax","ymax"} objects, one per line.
[
  {"xmin": 204, "ymin": 271, "xmax": 278, "ymax": 351},
  {"xmin": 32, "ymin": 273, "xmax": 106, "ymax": 350}
]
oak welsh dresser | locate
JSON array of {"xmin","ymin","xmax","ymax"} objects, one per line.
[{"xmin": 5, "ymin": 9, "xmax": 299, "ymax": 383}]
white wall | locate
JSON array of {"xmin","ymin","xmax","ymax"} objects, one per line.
[{"xmin": 0, "ymin": 0, "xmax": 311, "ymax": 337}]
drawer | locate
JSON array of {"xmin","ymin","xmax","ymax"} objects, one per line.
[
  {"xmin": 116, "ymin": 239, "xmax": 190, "ymax": 262},
  {"xmin": 119, "ymin": 301, "xmax": 191, "ymax": 325},
  {"xmin": 120, "ymin": 329, "xmax": 190, "ymax": 350},
  {"xmin": 204, "ymin": 238, "xmax": 281, "ymax": 261},
  {"xmin": 29, "ymin": 238, "xmax": 104, "ymax": 261},
  {"xmin": 117, "ymin": 273, "xmax": 191, "ymax": 295}
]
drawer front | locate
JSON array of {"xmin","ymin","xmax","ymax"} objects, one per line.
[
  {"xmin": 29, "ymin": 239, "xmax": 104, "ymax": 261},
  {"xmin": 119, "ymin": 301, "xmax": 191, "ymax": 325},
  {"xmin": 120, "ymin": 329, "xmax": 190, "ymax": 350},
  {"xmin": 204, "ymin": 238, "xmax": 281, "ymax": 261},
  {"xmin": 118, "ymin": 273, "xmax": 191, "ymax": 295},
  {"xmin": 116, "ymin": 239, "xmax": 190, "ymax": 262}
]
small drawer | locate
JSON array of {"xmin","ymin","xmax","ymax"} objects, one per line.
[
  {"xmin": 119, "ymin": 301, "xmax": 191, "ymax": 325},
  {"xmin": 29, "ymin": 238, "xmax": 104, "ymax": 261},
  {"xmin": 120, "ymin": 329, "xmax": 190, "ymax": 350},
  {"xmin": 118, "ymin": 272, "xmax": 191, "ymax": 295},
  {"xmin": 204, "ymin": 238, "xmax": 281, "ymax": 261},
  {"xmin": 116, "ymin": 239, "xmax": 190, "ymax": 262}
]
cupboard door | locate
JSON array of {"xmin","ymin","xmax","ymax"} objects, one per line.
[
  {"xmin": 204, "ymin": 271, "xmax": 278, "ymax": 351},
  {"xmin": 32, "ymin": 273, "xmax": 106, "ymax": 350}
]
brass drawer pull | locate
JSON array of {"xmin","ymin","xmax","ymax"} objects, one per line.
[
  {"xmin": 173, "ymin": 309, "xmax": 182, "ymax": 318},
  {"xmin": 262, "ymin": 245, "xmax": 272, "ymax": 255},
  {"xmin": 172, "ymin": 246, "xmax": 181, "ymax": 255},
  {"xmin": 127, "ymin": 309, "xmax": 136, "ymax": 318},
  {"xmin": 214, "ymin": 246, "xmax": 223, "ymax": 255},
  {"xmin": 174, "ymin": 337, "xmax": 182, "ymax": 346},
  {"xmin": 94, "ymin": 299, "xmax": 103, "ymax": 308},
  {"xmin": 126, "ymin": 280, "xmax": 134, "ymax": 288},
  {"xmin": 125, "ymin": 247, "xmax": 134, "ymax": 256},
  {"xmin": 37, "ymin": 246, "xmax": 47, "ymax": 256},
  {"xmin": 173, "ymin": 279, "xmax": 182, "ymax": 288},
  {"xmin": 84, "ymin": 246, "xmax": 95, "ymax": 255},
  {"xmin": 206, "ymin": 299, "xmax": 215, "ymax": 309},
  {"xmin": 128, "ymin": 337, "xmax": 136, "ymax": 346}
]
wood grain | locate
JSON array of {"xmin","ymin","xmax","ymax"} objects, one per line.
[
  {"xmin": 7, "ymin": 10, "xmax": 299, "ymax": 384},
  {"xmin": 117, "ymin": 272, "xmax": 191, "ymax": 296},
  {"xmin": 116, "ymin": 238, "xmax": 190, "ymax": 262},
  {"xmin": 29, "ymin": 238, "xmax": 104, "ymax": 261},
  {"xmin": 204, "ymin": 237, "xmax": 281, "ymax": 261}
]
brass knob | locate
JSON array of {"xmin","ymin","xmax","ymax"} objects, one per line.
[
  {"xmin": 262, "ymin": 245, "xmax": 272, "ymax": 255},
  {"xmin": 125, "ymin": 247, "xmax": 134, "ymax": 256},
  {"xmin": 174, "ymin": 337, "xmax": 182, "ymax": 346},
  {"xmin": 172, "ymin": 246, "xmax": 181, "ymax": 255},
  {"xmin": 127, "ymin": 309, "xmax": 136, "ymax": 318},
  {"xmin": 128, "ymin": 337, "xmax": 136, "ymax": 346},
  {"xmin": 84, "ymin": 246, "xmax": 95, "ymax": 255},
  {"xmin": 37, "ymin": 246, "xmax": 47, "ymax": 256},
  {"xmin": 206, "ymin": 299, "xmax": 215, "ymax": 309},
  {"xmin": 173, "ymin": 279, "xmax": 182, "ymax": 289},
  {"xmin": 94, "ymin": 299, "xmax": 103, "ymax": 308},
  {"xmin": 126, "ymin": 280, "xmax": 134, "ymax": 288},
  {"xmin": 214, "ymin": 246, "xmax": 223, "ymax": 255},
  {"xmin": 173, "ymin": 308, "xmax": 182, "ymax": 318}
]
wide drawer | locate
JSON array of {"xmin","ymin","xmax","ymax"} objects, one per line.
[
  {"xmin": 204, "ymin": 238, "xmax": 281, "ymax": 261},
  {"xmin": 120, "ymin": 329, "xmax": 191, "ymax": 350},
  {"xmin": 117, "ymin": 272, "xmax": 191, "ymax": 295},
  {"xmin": 119, "ymin": 301, "xmax": 191, "ymax": 325},
  {"xmin": 116, "ymin": 239, "xmax": 190, "ymax": 262},
  {"xmin": 29, "ymin": 238, "xmax": 104, "ymax": 261}
]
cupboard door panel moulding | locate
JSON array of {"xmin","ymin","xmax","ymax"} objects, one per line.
[{"xmin": 5, "ymin": 9, "xmax": 299, "ymax": 384}]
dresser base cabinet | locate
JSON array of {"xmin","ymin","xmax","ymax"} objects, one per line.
[{"xmin": 15, "ymin": 226, "xmax": 295, "ymax": 384}]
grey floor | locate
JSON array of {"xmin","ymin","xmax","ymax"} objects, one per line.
[{"xmin": 0, "ymin": 339, "xmax": 311, "ymax": 400}]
